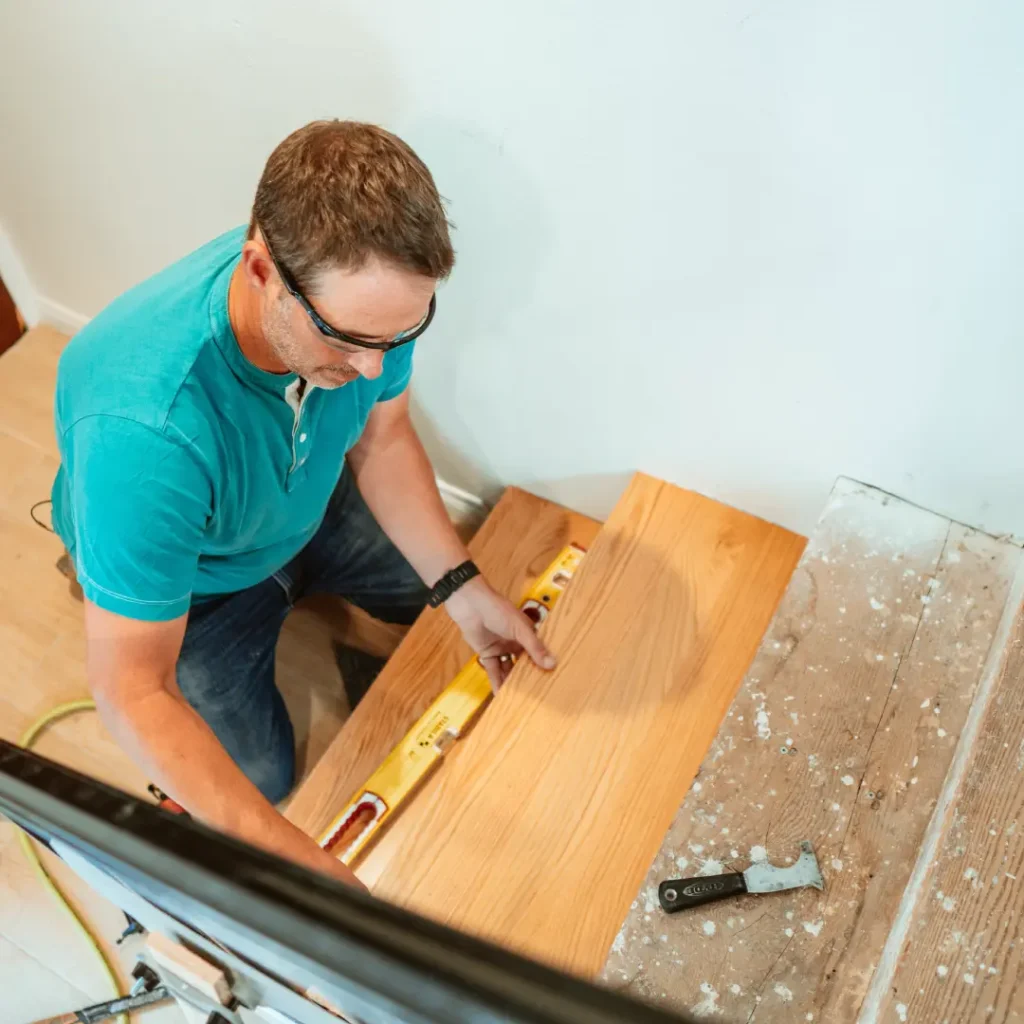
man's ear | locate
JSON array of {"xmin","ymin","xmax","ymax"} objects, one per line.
[{"xmin": 240, "ymin": 240, "xmax": 275, "ymax": 292}]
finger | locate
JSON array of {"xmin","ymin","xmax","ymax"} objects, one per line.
[
  {"xmin": 497, "ymin": 651, "xmax": 516, "ymax": 683},
  {"xmin": 514, "ymin": 613, "xmax": 557, "ymax": 670},
  {"xmin": 479, "ymin": 655, "xmax": 504, "ymax": 695}
]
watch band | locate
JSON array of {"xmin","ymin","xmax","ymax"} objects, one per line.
[{"xmin": 428, "ymin": 560, "xmax": 480, "ymax": 608}]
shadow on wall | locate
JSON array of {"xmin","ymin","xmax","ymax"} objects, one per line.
[
  {"xmin": 405, "ymin": 115, "xmax": 556, "ymax": 502},
  {"xmin": 517, "ymin": 471, "xmax": 637, "ymax": 524},
  {"xmin": 515, "ymin": 471, "xmax": 836, "ymax": 536},
  {"xmin": 408, "ymin": 391, "xmax": 501, "ymax": 502}
]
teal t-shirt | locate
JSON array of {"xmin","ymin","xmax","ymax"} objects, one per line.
[{"xmin": 51, "ymin": 227, "xmax": 415, "ymax": 622}]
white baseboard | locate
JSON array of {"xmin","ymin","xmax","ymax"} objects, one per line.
[
  {"xmin": 0, "ymin": 226, "xmax": 41, "ymax": 326},
  {"xmin": 436, "ymin": 477, "xmax": 489, "ymax": 528},
  {"xmin": 36, "ymin": 295, "xmax": 91, "ymax": 336},
  {"xmin": 0, "ymin": 226, "xmax": 93, "ymax": 335}
]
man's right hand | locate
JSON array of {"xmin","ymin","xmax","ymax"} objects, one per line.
[{"xmin": 83, "ymin": 599, "xmax": 367, "ymax": 893}]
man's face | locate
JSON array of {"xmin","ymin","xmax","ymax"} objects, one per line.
[{"xmin": 261, "ymin": 256, "xmax": 435, "ymax": 390}]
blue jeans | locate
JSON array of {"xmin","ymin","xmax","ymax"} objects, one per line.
[{"xmin": 176, "ymin": 470, "xmax": 427, "ymax": 804}]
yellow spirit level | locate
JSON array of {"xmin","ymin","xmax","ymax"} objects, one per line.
[{"xmin": 319, "ymin": 544, "xmax": 586, "ymax": 865}]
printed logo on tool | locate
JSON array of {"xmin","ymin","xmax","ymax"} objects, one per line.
[
  {"xmin": 416, "ymin": 713, "xmax": 450, "ymax": 749},
  {"xmin": 683, "ymin": 880, "xmax": 727, "ymax": 897}
]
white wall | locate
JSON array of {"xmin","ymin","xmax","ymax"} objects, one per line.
[{"xmin": 2, "ymin": 0, "xmax": 1023, "ymax": 536}]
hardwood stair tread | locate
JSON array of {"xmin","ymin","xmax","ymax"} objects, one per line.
[{"xmin": 289, "ymin": 472, "xmax": 805, "ymax": 978}]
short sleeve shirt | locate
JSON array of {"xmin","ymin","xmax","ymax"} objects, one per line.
[{"xmin": 51, "ymin": 227, "xmax": 415, "ymax": 621}]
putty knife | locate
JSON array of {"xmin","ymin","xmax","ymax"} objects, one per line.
[{"xmin": 659, "ymin": 840, "xmax": 823, "ymax": 912}]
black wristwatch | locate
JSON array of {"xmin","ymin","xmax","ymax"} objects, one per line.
[{"xmin": 428, "ymin": 560, "xmax": 481, "ymax": 608}]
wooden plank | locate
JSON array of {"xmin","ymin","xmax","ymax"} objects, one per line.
[
  {"xmin": 146, "ymin": 931, "xmax": 233, "ymax": 1004},
  {"xmin": 877, "ymin": 596, "xmax": 1024, "ymax": 1024},
  {"xmin": 285, "ymin": 486, "xmax": 602, "ymax": 838},
  {"xmin": 0, "ymin": 322, "xmax": 66, "ymax": 457},
  {"xmin": 0, "ymin": 427, "xmax": 53, "ymax": 510},
  {"xmin": 275, "ymin": 602, "xmax": 354, "ymax": 783},
  {"xmin": 0, "ymin": 936, "xmax": 101, "ymax": 1024},
  {"xmin": 341, "ymin": 473, "xmax": 804, "ymax": 977},
  {"xmin": 603, "ymin": 480, "xmax": 1020, "ymax": 1021}
]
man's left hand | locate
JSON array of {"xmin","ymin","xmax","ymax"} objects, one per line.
[{"xmin": 444, "ymin": 577, "xmax": 557, "ymax": 692}]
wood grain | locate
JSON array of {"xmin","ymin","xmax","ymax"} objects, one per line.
[
  {"xmin": 334, "ymin": 473, "xmax": 804, "ymax": 978},
  {"xmin": 0, "ymin": 322, "xmax": 64, "ymax": 456},
  {"xmin": 603, "ymin": 479, "xmax": 1021, "ymax": 1022},
  {"xmin": 285, "ymin": 486, "xmax": 602, "ymax": 838},
  {"xmin": 879, "ymin": 599, "xmax": 1024, "ymax": 1024},
  {"xmin": 276, "ymin": 599, "xmax": 411, "ymax": 784},
  {"xmin": 0, "ymin": 937, "xmax": 99, "ymax": 1024}
]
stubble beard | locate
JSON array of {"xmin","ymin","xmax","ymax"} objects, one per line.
[{"xmin": 263, "ymin": 300, "xmax": 358, "ymax": 390}]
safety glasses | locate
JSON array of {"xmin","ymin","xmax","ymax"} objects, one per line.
[{"xmin": 262, "ymin": 231, "xmax": 436, "ymax": 353}]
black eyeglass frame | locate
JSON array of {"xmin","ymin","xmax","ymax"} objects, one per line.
[{"xmin": 262, "ymin": 232, "xmax": 436, "ymax": 353}]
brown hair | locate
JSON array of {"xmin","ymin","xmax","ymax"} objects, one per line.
[{"xmin": 249, "ymin": 120, "xmax": 454, "ymax": 290}]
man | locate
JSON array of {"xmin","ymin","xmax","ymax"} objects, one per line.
[{"xmin": 51, "ymin": 120, "xmax": 554, "ymax": 890}]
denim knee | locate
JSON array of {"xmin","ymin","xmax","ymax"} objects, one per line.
[{"xmin": 244, "ymin": 747, "xmax": 296, "ymax": 806}]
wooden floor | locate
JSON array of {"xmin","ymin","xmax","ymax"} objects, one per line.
[{"xmin": 0, "ymin": 326, "xmax": 418, "ymax": 1024}]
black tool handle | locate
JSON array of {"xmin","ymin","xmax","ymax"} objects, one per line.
[{"xmin": 659, "ymin": 872, "xmax": 747, "ymax": 912}]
